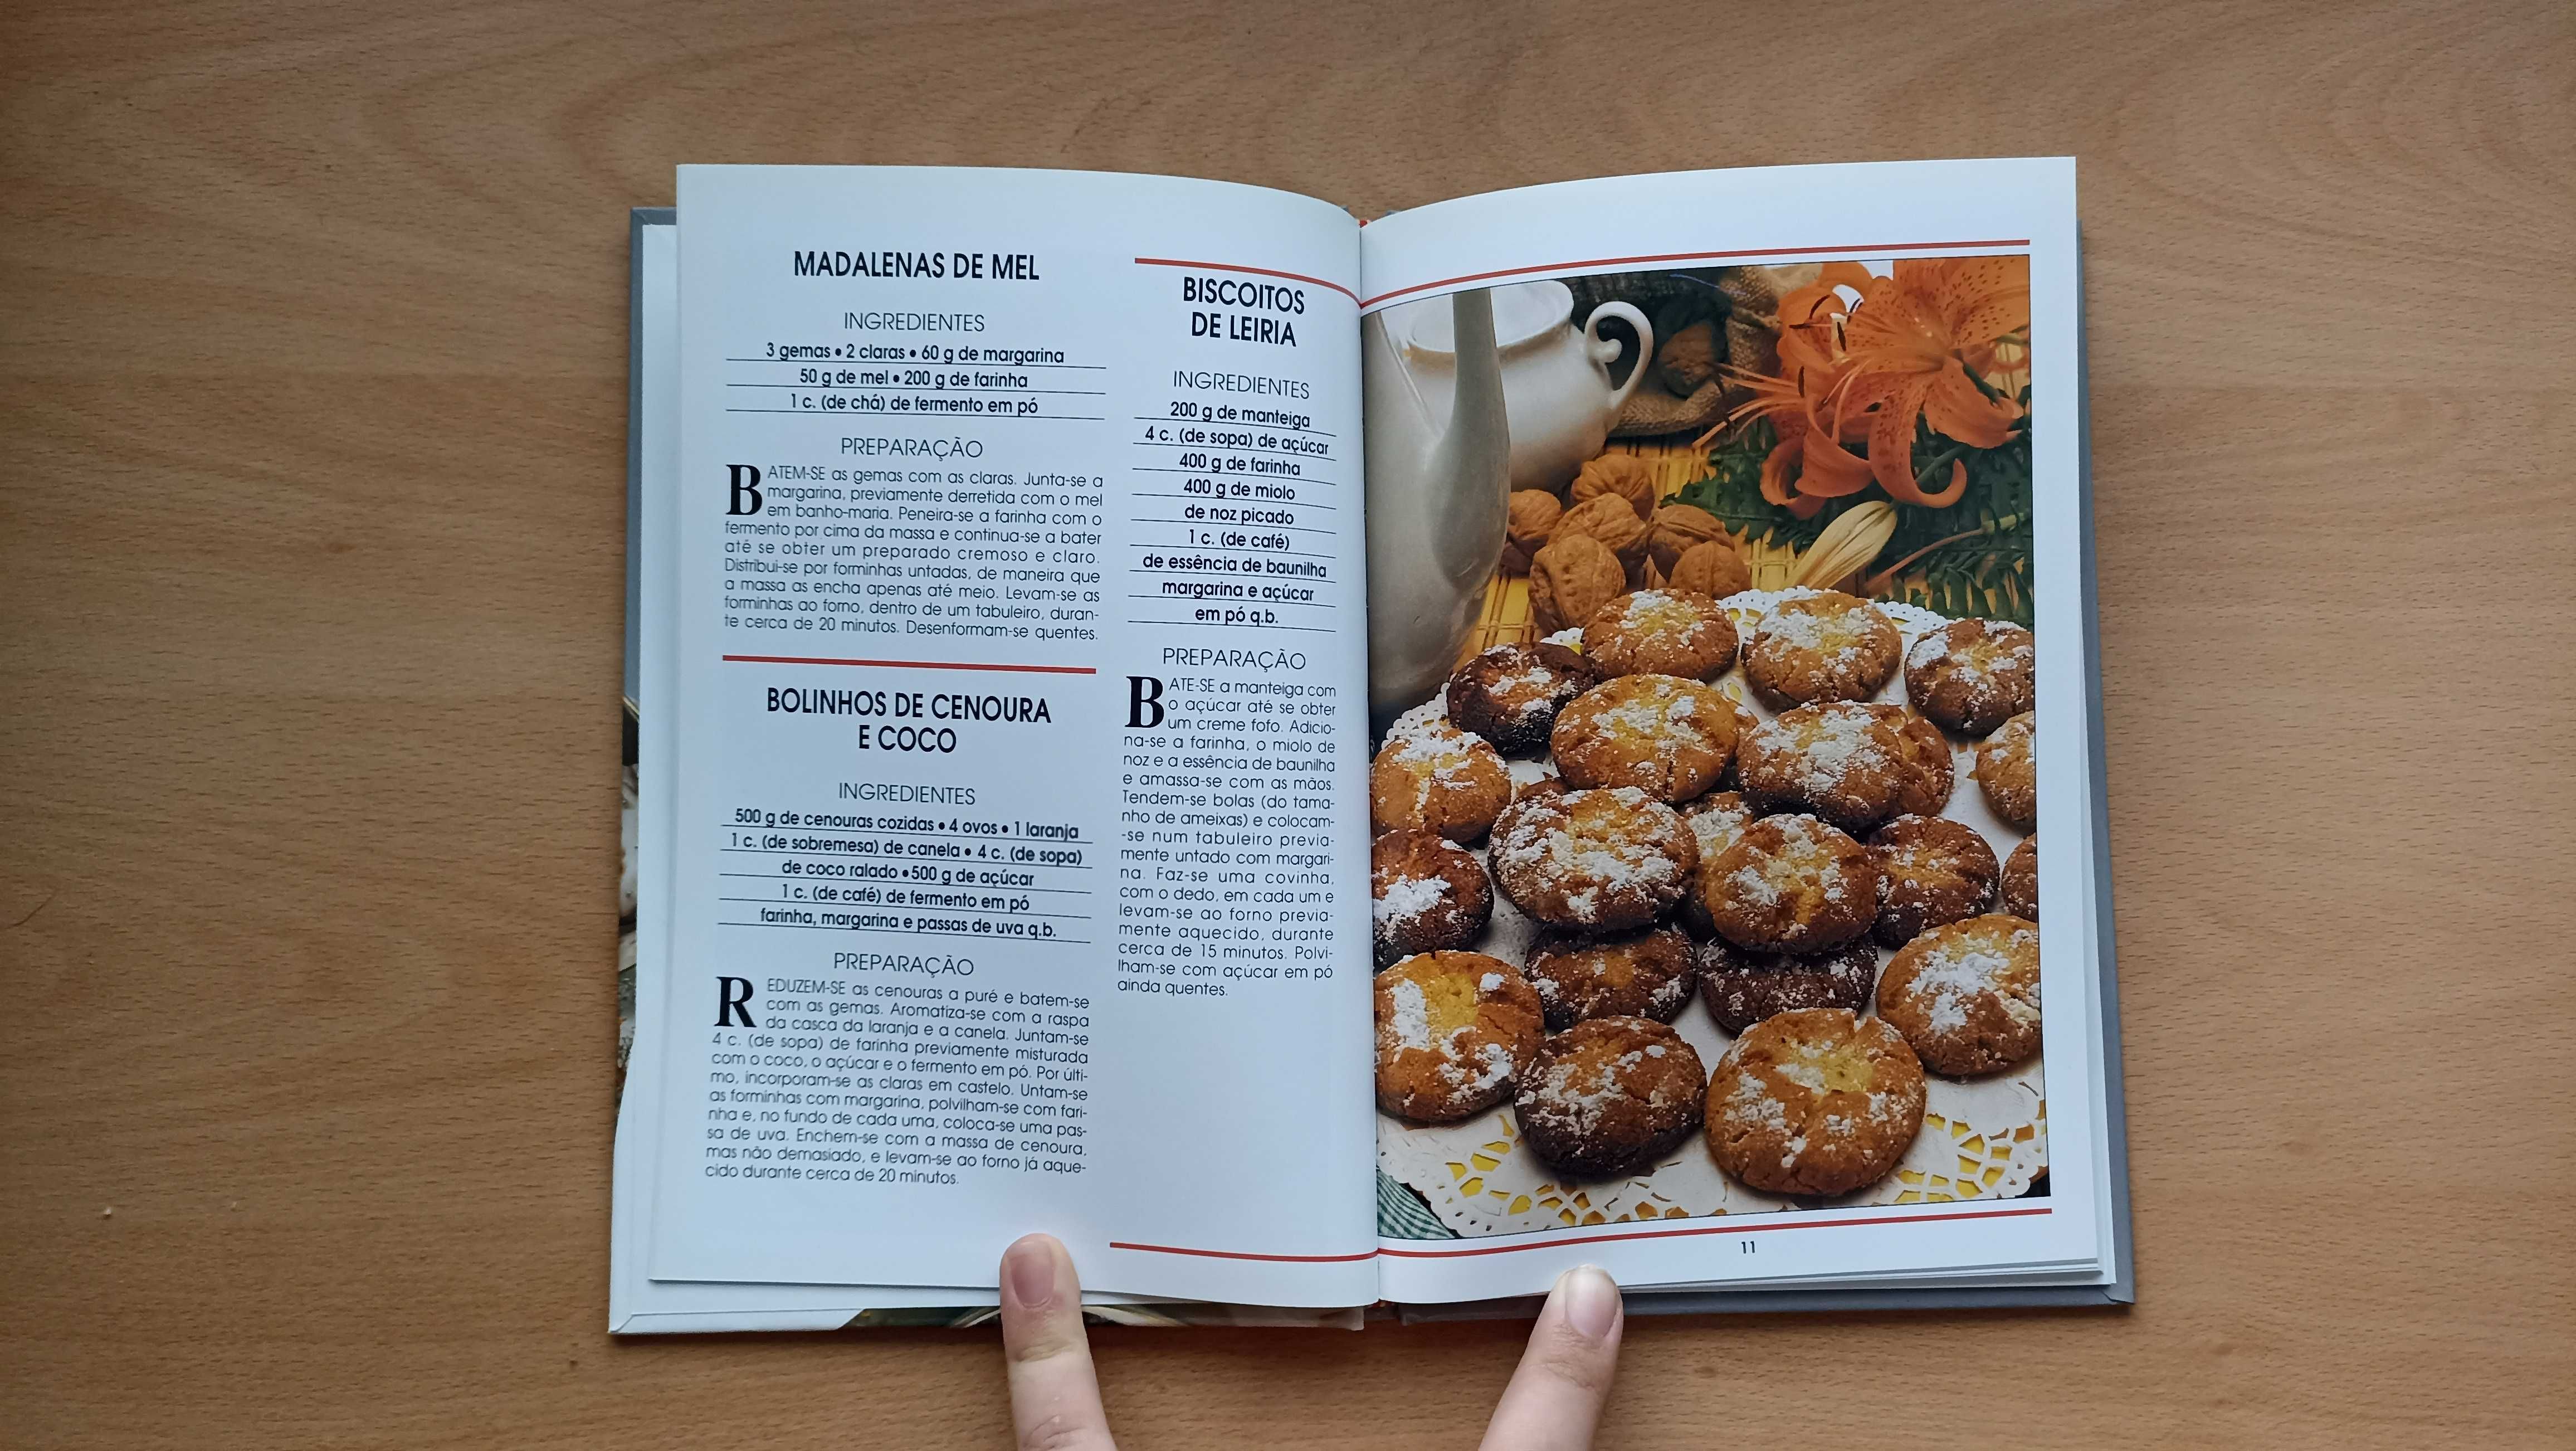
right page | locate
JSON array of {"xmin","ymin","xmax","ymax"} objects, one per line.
[{"xmin": 1356, "ymin": 160, "xmax": 2114, "ymax": 1304}]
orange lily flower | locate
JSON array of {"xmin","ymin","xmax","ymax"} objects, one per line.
[{"xmin": 1712, "ymin": 256, "xmax": 2029, "ymax": 513}]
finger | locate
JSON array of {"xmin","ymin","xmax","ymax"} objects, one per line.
[
  {"xmin": 1479, "ymin": 1264, "xmax": 1624, "ymax": 1451},
  {"xmin": 999, "ymin": 1234, "xmax": 1117, "ymax": 1451}
]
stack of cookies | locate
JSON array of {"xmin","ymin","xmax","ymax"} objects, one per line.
[{"xmin": 1369, "ymin": 586, "xmax": 2046, "ymax": 1204}]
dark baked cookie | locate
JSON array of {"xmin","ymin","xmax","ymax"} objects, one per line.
[
  {"xmin": 1488, "ymin": 787, "xmax": 1699, "ymax": 932},
  {"xmin": 1735, "ymin": 702, "xmax": 1909, "ymax": 832},
  {"xmin": 1695, "ymin": 937, "xmax": 1879, "ymax": 1034},
  {"xmin": 1973, "ymin": 710, "xmax": 2037, "ymax": 832},
  {"xmin": 1515, "ymin": 1017, "xmax": 1707, "ymax": 1179},
  {"xmin": 1370, "ymin": 718, "xmax": 1513, "ymax": 843},
  {"xmin": 1741, "ymin": 590, "xmax": 1901, "ymax": 704},
  {"xmin": 1580, "ymin": 588, "xmax": 1740, "ymax": 681},
  {"xmin": 1551, "ymin": 674, "xmax": 1739, "ymax": 803},
  {"xmin": 1706, "ymin": 1008, "xmax": 1925, "ymax": 1196},
  {"xmin": 1905, "ymin": 619, "xmax": 2036, "ymax": 736},
  {"xmin": 1701, "ymin": 814, "xmax": 1878, "ymax": 952},
  {"xmin": 1371, "ymin": 829, "xmax": 1493, "ymax": 969},
  {"xmin": 2001, "ymin": 835, "xmax": 2038, "ymax": 920},
  {"xmin": 1868, "ymin": 815, "xmax": 1999, "ymax": 948},
  {"xmin": 1446, "ymin": 643, "xmax": 1598, "ymax": 755},
  {"xmin": 1374, "ymin": 951, "xmax": 1544, "ymax": 1122},
  {"xmin": 1878, "ymin": 914, "xmax": 2041, "ymax": 1076},
  {"xmin": 1525, "ymin": 922, "xmax": 1696, "ymax": 1030}
]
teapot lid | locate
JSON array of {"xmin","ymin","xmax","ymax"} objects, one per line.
[{"xmin": 1393, "ymin": 280, "xmax": 1572, "ymax": 355}]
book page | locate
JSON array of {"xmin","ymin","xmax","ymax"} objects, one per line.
[
  {"xmin": 643, "ymin": 167, "xmax": 1377, "ymax": 1307},
  {"xmin": 1353, "ymin": 161, "xmax": 2109, "ymax": 1303}
]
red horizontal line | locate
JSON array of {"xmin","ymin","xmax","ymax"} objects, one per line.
[
  {"xmin": 1105, "ymin": 1204, "xmax": 2048, "ymax": 1264},
  {"xmin": 1134, "ymin": 256, "xmax": 1357, "ymax": 304},
  {"xmin": 1107, "ymin": 1241, "xmax": 1376, "ymax": 1264},
  {"xmin": 721, "ymin": 654, "xmax": 1096, "ymax": 675},
  {"xmin": 1358, "ymin": 240, "xmax": 2032, "ymax": 309},
  {"xmin": 1375, "ymin": 1205, "xmax": 2051, "ymax": 1258}
]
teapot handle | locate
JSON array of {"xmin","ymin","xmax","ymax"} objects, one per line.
[{"xmin": 1583, "ymin": 301, "xmax": 1656, "ymax": 416}]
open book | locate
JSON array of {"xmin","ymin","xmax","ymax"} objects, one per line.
[{"xmin": 613, "ymin": 160, "xmax": 2130, "ymax": 1332}]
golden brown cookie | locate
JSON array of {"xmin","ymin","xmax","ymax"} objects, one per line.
[
  {"xmin": 1525, "ymin": 922, "xmax": 1697, "ymax": 1030},
  {"xmin": 1701, "ymin": 813, "xmax": 1878, "ymax": 952},
  {"xmin": 1973, "ymin": 710, "xmax": 2037, "ymax": 832},
  {"xmin": 1868, "ymin": 815, "xmax": 2000, "ymax": 948},
  {"xmin": 1742, "ymin": 590, "xmax": 1901, "ymax": 704},
  {"xmin": 1676, "ymin": 790, "xmax": 1757, "ymax": 936},
  {"xmin": 1706, "ymin": 1008, "xmax": 1926, "ymax": 1196},
  {"xmin": 1446, "ymin": 643, "xmax": 1599, "ymax": 756},
  {"xmin": 1863, "ymin": 702, "xmax": 1957, "ymax": 817},
  {"xmin": 1905, "ymin": 619, "xmax": 2036, "ymax": 736},
  {"xmin": 1878, "ymin": 914, "xmax": 2042, "ymax": 1076},
  {"xmin": 1696, "ymin": 937, "xmax": 1879, "ymax": 1035},
  {"xmin": 1489, "ymin": 786, "xmax": 1699, "ymax": 932},
  {"xmin": 1551, "ymin": 674, "xmax": 1739, "ymax": 803},
  {"xmin": 1515, "ymin": 1017, "xmax": 1707, "ymax": 1179},
  {"xmin": 1374, "ymin": 951, "xmax": 1544, "ymax": 1122},
  {"xmin": 2001, "ymin": 835, "xmax": 2038, "ymax": 921},
  {"xmin": 1513, "ymin": 772, "xmax": 1569, "ymax": 804},
  {"xmin": 1371, "ymin": 829, "xmax": 1494, "ymax": 970},
  {"xmin": 1735, "ymin": 702, "xmax": 1908, "ymax": 832},
  {"xmin": 1370, "ymin": 718, "xmax": 1511, "ymax": 843},
  {"xmin": 1581, "ymin": 589, "xmax": 1740, "ymax": 681}
]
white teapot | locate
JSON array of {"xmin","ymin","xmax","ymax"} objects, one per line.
[
  {"xmin": 1362, "ymin": 282, "xmax": 1655, "ymax": 720},
  {"xmin": 1379, "ymin": 280, "xmax": 1655, "ymax": 497}
]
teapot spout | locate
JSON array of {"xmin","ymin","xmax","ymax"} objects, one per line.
[{"xmin": 1423, "ymin": 288, "xmax": 1511, "ymax": 583}]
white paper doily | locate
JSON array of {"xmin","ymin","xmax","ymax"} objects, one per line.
[{"xmin": 1379, "ymin": 591, "xmax": 2047, "ymax": 1236}]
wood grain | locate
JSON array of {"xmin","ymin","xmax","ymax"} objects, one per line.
[{"xmin": 3, "ymin": 1, "xmax": 2570, "ymax": 1445}]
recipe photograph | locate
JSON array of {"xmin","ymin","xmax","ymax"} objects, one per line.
[{"xmin": 1363, "ymin": 254, "xmax": 2047, "ymax": 1239}]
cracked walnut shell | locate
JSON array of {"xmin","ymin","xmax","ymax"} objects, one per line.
[
  {"xmin": 1528, "ymin": 533, "xmax": 1626, "ymax": 635},
  {"xmin": 1499, "ymin": 490, "xmax": 1562, "ymax": 577}
]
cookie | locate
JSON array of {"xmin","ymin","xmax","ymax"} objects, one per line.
[
  {"xmin": 1878, "ymin": 914, "xmax": 2042, "ymax": 1076},
  {"xmin": 1489, "ymin": 786, "xmax": 1699, "ymax": 932},
  {"xmin": 1580, "ymin": 589, "xmax": 1740, "ymax": 681},
  {"xmin": 1370, "ymin": 829, "xmax": 1493, "ymax": 969},
  {"xmin": 1905, "ymin": 619, "xmax": 2036, "ymax": 736},
  {"xmin": 1370, "ymin": 717, "xmax": 1513, "ymax": 843},
  {"xmin": 1515, "ymin": 1017, "xmax": 1707, "ymax": 1180},
  {"xmin": 1446, "ymin": 643, "xmax": 1598, "ymax": 756},
  {"xmin": 1735, "ymin": 702, "xmax": 1908, "ymax": 832},
  {"xmin": 1741, "ymin": 590, "xmax": 1901, "ymax": 704},
  {"xmin": 1373, "ymin": 951, "xmax": 1544, "ymax": 1122},
  {"xmin": 1700, "ymin": 813, "xmax": 1878, "ymax": 952},
  {"xmin": 1695, "ymin": 937, "xmax": 1879, "ymax": 1035},
  {"xmin": 2001, "ymin": 835, "xmax": 2038, "ymax": 921},
  {"xmin": 1524, "ymin": 922, "xmax": 1697, "ymax": 1030},
  {"xmin": 1551, "ymin": 674, "xmax": 1739, "ymax": 803},
  {"xmin": 1868, "ymin": 815, "xmax": 1999, "ymax": 948},
  {"xmin": 1706, "ymin": 1008, "xmax": 1926, "ymax": 1196},
  {"xmin": 1863, "ymin": 702, "xmax": 1957, "ymax": 817},
  {"xmin": 1676, "ymin": 791, "xmax": 1756, "ymax": 937},
  {"xmin": 1973, "ymin": 710, "xmax": 2037, "ymax": 832}
]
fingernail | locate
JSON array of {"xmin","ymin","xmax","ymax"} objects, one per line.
[
  {"xmin": 1559, "ymin": 1264, "xmax": 1619, "ymax": 1340},
  {"xmin": 1004, "ymin": 1235, "xmax": 1057, "ymax": 1312}
]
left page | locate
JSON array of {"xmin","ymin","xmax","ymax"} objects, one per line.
[{"xmin": 643, "ymin": 167, "xmax": 1377, "ymax": 1307}]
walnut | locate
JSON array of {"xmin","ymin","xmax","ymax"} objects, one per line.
[
  {"xmin": 1655, "ymin": 319, "xmax": 1720, "ymax": 396},
  {"xmin": 1499, "ymin": 490, "xmax": 1562, "ymax": 576},
  {"xmin": 1668, "ymin": 539, "xmax": 1753, "ymax": 598},
  {"xmin": 1568, "ymin": 453, "xmax": 1660, "ymax": 517},
  {"xmin": 1528, "ymin": 534, "xmax": 1625, "ymax": 635},
  {"xmin": 1645, "ymin": 503, "xmax": 1727, "ymax": 575},
  {"xmin": 1550, "ymin": 494, "xmax": 1650, "ymax": 585}
]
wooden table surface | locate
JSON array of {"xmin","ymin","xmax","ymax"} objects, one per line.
[{"xmin": 5, "ymin": 2, "xmax": 2571, "ymax": 1445}]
